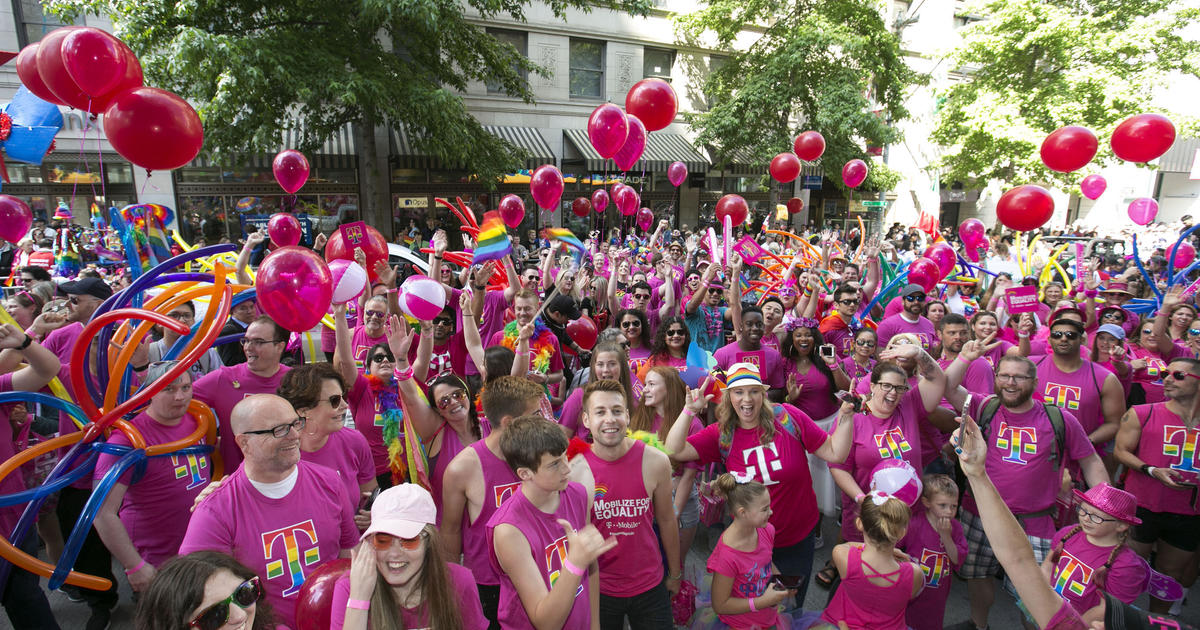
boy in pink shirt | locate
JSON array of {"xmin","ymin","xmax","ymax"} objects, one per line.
[{"xmin": 897, "ymin": 474, "xmax": 967, "ymax": 630}]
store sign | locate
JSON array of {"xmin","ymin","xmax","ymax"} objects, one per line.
[
  {"xmin": 396, "ymin": 196, "xmax": 429, "ymax": 209},
  {"xmin": 802, "ymin": 175, "xmax": 822, "ymax": 190}
]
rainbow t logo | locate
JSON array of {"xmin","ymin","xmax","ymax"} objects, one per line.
[
  {"xmin": 995, "ymin": 421, "xmax": 1038, "ymax": 465},
  {"xmin": 261, "ymin": 520, "xmax": 320, "ymax": 597},
  {"xmin": 171, "ymin": 453, "xmax": 208, "ymax": 490},
  {"xmin": 1163, "ymin": 426, "xmax": 1200, "ymax": 473},
  {"xmin": 873, "ymin": 428, "xmax": 912, "ymax": 459},
  {"xmin": 920, "ymin": 549, "xmax": 949, "ymax": 587},
  {"xmin": 1053, "ymin": 550, "xmax": 1094, "ymax": 598},
  {"xmin": 493, "ymin": 482, "xmax": 522, "ymax": 508},
  {"xmin": 544, "ymin": 536, "xmax": 584, "ymax": 596},
  {"xmin": 1042, "ymin": 382, "xmax": 1082, "ymax": 411}
]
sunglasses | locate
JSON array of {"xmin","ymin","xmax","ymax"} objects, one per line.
[
  {"xmin": 665, "ymin": 329, "xmax": 687, "ymax": 337},
  {"xmin": 322, "ymin": 394, "xmax": 344, "ymax": 408},
  {"xmin": 1049, "ymin": 330, "xmax": 1080, "ymax": 340},
  {"xmin": 188, "ymin": 576, "xmax": 263, "ymax": 630},
  {"xmin": 369, "ymin": 532, "xmax": 425, "ymax": 551},
  {"xmin": 837, "ymin": 299, "xmax": 858, "ymax": 305},
  {"xmin": 1190, "ymin": 328, "xmax": 1200, "ymax": 336},
  {"xmin": 620, "ymin": 321, "xmax": 641, "ymax": 328},
  {"xmin": 370, "ymin": 353, "xmax": 394, "ymax": 364},
  {"xmin": 855, "ymin": 339, "xmax": 876, "ymax": 347},
  {"xmin": 903, "ymin": 294, "xmax": 926, "ymax": 302},
  {"xmin": 1166, "ymin": 370, "xmax": 1200, "ymax": 381},
  {"xmin": 436, "ymin": 389, "xmax": 468, "ymax": 409},
  {"xmin": 706, "ymin": 288, "xmax": 723, "ymax": 294},
  {"xmin": 68, "ymin": 296, "xmax": 82, "ymax": 305},
  {"xmin": 433, "ymin": 317, "xmax": 454, "ymax": 327},
  {"xmin": 363, "ymin": 310, "xmax": 387, "ymax": 319},
  {"xmin": 633, "ymin": 293, "xmax": 651, "ymax": 300}
]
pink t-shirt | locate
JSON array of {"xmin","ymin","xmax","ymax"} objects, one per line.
[
  {"xmin": 1123, "ymin": 403, "xmax": 1200, "ymax": 515},
  {"xmin": 875, "ymin": 314, "xmax": 937, "ymax": 351},
  {"xmin": 688, "ymin": 406, "xmax": 828, "ymax": 546},
  {"xmin": 841, "ymin": 356, "xmax": 876, "ymax": 382},
  {"xmin": 1050, "ymin": 527, "xmax": 1148, "ymax": 614},
  {"xmin": 487, "ymin": 482, "xmax": 591, "ymax": 630},
  {"xmin": 628, "ymin": 345, "xmax": 652, "ymax": 376},
  {"xmin": 42, "ymin": 321, "xmax": 84, "ymax": 365},
  {"xmin": 408, "ymin": 334, "xmax": 470, "ymax": 386},
  {"xmin": 705, "ymin": 523, "xmax": 779, "ymax": 630},
  {"xmin": 943, "ymin": 355, "xmax": 998, "ymax": 397},
  {"xmin": 961, "ymin": 396, "xmax": 1094, "ymax": 538},
  {"xmin": 486, "ymin": 329, "xmax": 565, "ymax": 375},
  {"xmin": 821, "ymin": 544, "xmax": 917, "ymax": 630},
  {"xmin": 584, "ymin": 442, "xmax": 663, "ymax": 596},
  {"xmin": 1129, "ymin": 343, "xmax": 1190, "ymax": 404},
  {"xmin": 558, "ymin": 388, "xmax": 588, "ymax": 439},
  {"xmin": 1032, "ymin": 357, "xmax": 1113, "ymax": 439},
  {"xmin": 0, "ymin": 374, "xmax": 28, "ymax": 538},
  {"xmin": 821, "ymin": 323, "xmax": 856, "ymax": 360},
  {"xmin": 299, "ymin": 428, "xmax": 374, "ymax": 514},
  {"xmin": 1044, "ymin": 600, "xmax": 1089, "ymax": 630},
  {"xmin": 329, "ymin": 562, "xmax": 489, "ymax": 630},
  {"xmin": 713, "ymin": 343, "xmax": 787, "ymax": 389},
  {"xmin": 897, "ymin": 507, "xmax": 967, "ymax": 630},
  {"xmin": 788, "ymin": 361, "xmax": 840, "ymax": 420},
  {"xmin": 346, "ymin": 373, "xmax": 389, "ymax": 476},
  {"xmin": 350, "ymin": 325, "xmax": 388, "ymax": 371},
  {"xmin": 178, "ymin": 462, "xmax": 358, "ymax": 627},
  {"xmin": 460, "ymin": 441, "xmax": 521, "ymax": 586},
  {"xmin": 429, "ymin": 426, "xmax": 470, "ymax": 519},
  {"xmin": 92, "ymin": 411, "xmax": 211, "ymax": 567},
  {"xmin": 192, "ymin": 363, "xmax": 291, "ymax": 472}
]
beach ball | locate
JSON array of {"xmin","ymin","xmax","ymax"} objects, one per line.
[
  {"xmin": 327, "ymin": 259, "xmax": 367, "ymax": 305},
  {"xmin": 869, "ymin": 459, "xmax": 923, "ymax": 507},
  {"xmin": 399, "ymin": 275, "xmax": 446, "ymax": 321}
]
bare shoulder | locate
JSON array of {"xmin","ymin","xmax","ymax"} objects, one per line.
[{"xmin": 444, "ymin": 444, "xmax": 483, "ymax": 487}]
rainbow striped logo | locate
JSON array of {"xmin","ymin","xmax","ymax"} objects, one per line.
[
  {"xmin": 544, "ymin": 536, "xmax": 584, "ymax": 597},
  {"xmin": 1053, "ymin": 550, "xmax": 1094, "ymax": 598},
  {"xmin": 593, "ymin": 483, "xmax": 609, "ymax": 501},
  {"xmin": 493, "ymin": 482, "xmax": 522, "ymax": 508},
  {"xmin": 1163, "ymin": 426, "xmax": 1200, "ymax": 473},
  {"xmin": 171, "ymin": 452, "xmax": 209, "ymax": 490},
  {"xmin": 873, "ymin": 428, "xmax": 912, "ymax": 459},
  {"xmin": 920, "ymin": 549, "xmax": 950, "ymax": 587},
  {"xmin": 1042, "ymin": 382, "xmax": 1082, "ymax": 411},
  {"xmin": 261, "ymin": 520, "xmax": 321, "ymax": 597},
  {"xmin": 995, "ymin": 421, "xmax": 1038, "ymax": 465}
]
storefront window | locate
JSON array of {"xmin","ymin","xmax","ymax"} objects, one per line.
[
  {"xmin": 319, "ymin": 195, "xmax": 359, "ymax": 223},
  {"xmin": 429, "ymin": 169, "xmax": 470, "ymax": 183},
  {"xmin": 45, "ymin": 163, "xmax": 101, "ymax": 184},
  {"xmin": 177, "ymin": 167, "xmax": 223, "ymax": 183},
  {"xmin": 105, "ymin": 163, "xmax": 134, "ymax": 184},
  {"xmin": 5, "ymin": 165, "xmax": 42, "ymax": 184},
  {"xmin": 392, "ymin": 168, "xmax": 424, "ymax": 183},
  {"xmin": 222, "ymin": 165, "xmax": 273, "ymax": 184},
  {"xmin": 312, "ymin": 168, "xmax": 357, "ymax": 184},
  {"xmin": 704, "ymin": 175, "xmax": 722, "ymax": 192}
]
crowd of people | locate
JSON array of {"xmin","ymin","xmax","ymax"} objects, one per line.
[{"xmin": 0, "ymin": 211, "xmax": 1199, "ymax": 630}]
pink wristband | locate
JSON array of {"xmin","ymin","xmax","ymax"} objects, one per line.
[
  {"xmin": 347, "ymin": 598, "xmax": 370, "ymax": 610},
  {"xmin": 562, "ymin": 558, "xmax": 586, "ymax": 577},
  {"xmin": 124, "ymin": 559, "xmax": 147, "ymax": 575},
  {"xmin": 748, "ymin": 596, "xmax": 757, "ymax": 612},
  {"xmin": 395, "ymin": 366, "xmax": 414, "ymax": 382}
]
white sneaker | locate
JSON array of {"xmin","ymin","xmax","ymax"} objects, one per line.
[
  {"xmin": 1169, "ymin": 598, "xmax": 1184, "ymax": 616},
  {"xmin": 813, "ymin": 533, "xmax": 824, "ymax": 550}
]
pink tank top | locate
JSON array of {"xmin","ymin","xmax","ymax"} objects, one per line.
[
  {"xmin": 583, "ymin": 441, "xmax": 663, "ymax": 596},
  {"xmin": 821, "ymin": 545, "xmax": 917, "ymax": 630},
  {"xmin": 1034, "ymin": 357, "xmax": 1109, "ymax": 436},
  {"xmin": 1125, "ymin": 403, "xmax": 1200, "ymax": 515},
  {"xmin": 429, "ymin": 425, "xmax": 468, "ymax": 521},
  {"xmin": 461, "ymin": 441, "xmax": 521, "ymax": 586}
]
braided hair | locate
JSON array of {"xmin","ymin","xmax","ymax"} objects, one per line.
[{"xmin": 1047, "ymin": 525, "xmax": 1129, "ymax": 592}]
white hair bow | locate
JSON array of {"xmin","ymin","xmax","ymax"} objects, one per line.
[
  {"xmin": 868, "ymin": 490, "xmax": 893, "ymax": 506},
  {"xmin": 731, "ymin": 470, "xmax": 756, "ymax": 484}
]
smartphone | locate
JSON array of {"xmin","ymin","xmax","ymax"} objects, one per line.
[
  {"xmin": 359, "ymin": 487, "xmax": 381, "ymax": 512},
  {"xmin": 819, "ymin": 344, "xmax": 835, "ymax": 359},
  {"xmin": 835, "ymin": 390, "xmax": 863, "ymax": 412},
  {"xmin": 772, "ymin": 574, "xmax": 804, "ymax": 589}
]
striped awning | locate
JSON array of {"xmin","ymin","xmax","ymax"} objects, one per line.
[
  {"xmin": 391, "ymin": 125, "xmax": 556, "ymax": 169},
  {"xmin": 562, "ymin": 129, "xmax": 709, "ymax": 172},
  {"xmin": 714, "ymin": 145, "xmax": 824, "ymax": 176},
  {"xmin": 187, "ymin": 123, "xmax": 357, "ymax": 170},
  {"xmin": 1159, "ymin": 137, "xmax": 1200, "ymax": 174}
]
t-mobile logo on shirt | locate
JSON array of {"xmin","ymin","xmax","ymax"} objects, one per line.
[
  {"xmin": 736, "ymin": 353, "xmax": 762, "ymax": 369},
  {"xmin": 995, "ymin": 422, "xmax": 1038, "ymax": 465},
  {"xmin": 261, "ymin": 520, "xmax": 321, "ymax": 597},
  {"xmin": 740, "ymin": 443, "xmax": 782, "ymax": 486},
  {"xmin": 873, "ymin": 428, "xmax": 912, "ymax": 459},
  {"xmin": 1052, "ymin": 550, "xmax": 1094, "ymax": 598},
  {"xmin": 171, "ymin": 453, "xmax": 209, "ymax": 490},
  {"xmin": 1163, "ymin": 426, "xmax": 1200, "ymax": 473},
  {"xmin": 544, "ymin": 536, "xmax": 584, "ymax": 596},
  {"xmin": 1042, "ymin": 383, "xmax": 1082, "ymax": 411},
  {"xmin": 493, "ymin": 482, "xmax": 522, "ymax": 508},
  {"xmin": 919, "ymin": 549, "xmax": 949, "ymax": 587}
]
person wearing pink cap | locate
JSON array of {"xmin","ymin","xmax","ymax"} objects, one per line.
[{"xmin": 333, "ymin": 484, "xmax": 487, "ymax": 630}]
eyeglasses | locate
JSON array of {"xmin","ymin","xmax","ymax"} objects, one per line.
[
  {"xmin": 167, "ymin": 311, "xmax": 195, "ymax": 322},
  {"xmin": 904, "ymin": 294, "xmax": 926, "ymax": 302},
  {"xmin": 706, "ymin": 288, "xmax": 723, "ymax": 294},
  {"xmin": 240, "ymin": 337, "xmax": 281, "ymax": 347},
  {"xmin": 1166, "ymin": 370, "xmax": 1200, "ymax": 381},
  {"xmin": 996, "ymin": 373, "xmax": 1034, "ymax": 383},
  {"xmin": 363, "ymin": 310, "xmax": 387, "ymax": 319},
  {"xmin": 433, "ymin": 317, "xmax": 454, "ymax": 327},
  {"xmin": 370, "ymin": 353, "xmax": 394, "ymax": 364},
  {"xmin": 241, "ymin": 416, "xmax": 306, "ymax": 438},
  {"xmin": 188, "ymin": 576, "xmax": 263, "ymax": 630},
  {"xmin": 837, "ymin": 299, "xmax": 858, "ymax": 306},
  {"xmin": 855, "ymin": 339, "xmax": 876, "ymax": 347},
  {"xmin": 322, "ymin": 394, "xmax": 345, "ymax": 408},
  {"xmin": 874, "ymin": 382, "xmax": 910, "ymax": 394},
  {"xmin": 369, "ymin": 532, "xmax": 426, "ymax": 551},
  {"xmin": 1076, "ymin": 505, "xmax": 1119, "ymax": 525},
  {"xmin": 1141, "ymin": 329, "xmax": 1155, "ymax": 336},
  {"xmin": 1049, "ymin": 331, "xmax": 1080, "ymax": 340},
  {"xmin": 68, "ymin": 296, "xmax": 81, "ymax": 305},
  {"xmin": 665, "ymin": 329, "xmax": 687, "ymax": 337},
  {"xmin": 437, "ymin": 389, "xmax": 468, "ymax": 409},
  {"xmin": 621, "ymin": 321, "xmax": 641, "ymax": 329}
]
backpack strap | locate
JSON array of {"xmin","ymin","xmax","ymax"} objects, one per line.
[
  {"xmin": 1041, "ymin": 402, "xmax": 1067, "ymax": 473},
  {"xmin": 977, "ymin": 396, "xmax": 1002, "ymax": 439}
]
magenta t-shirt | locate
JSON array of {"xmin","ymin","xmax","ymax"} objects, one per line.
[
  {"xmin": 558, "ymin": 388, "xmax": 588, "ymax": 439},
  {"xmin": 41, "ymin": 321, "xmax": 84, "ymax": 365},
  {"xmin": 1129, "ymin": 343, "xmax": 1190, "ymax": 403},
  {"xmin": 897, "ymin": 507, "xmax": 967, "ymax": 630},
  {"xmin": 487, "ymin": 482, "xmax": 591, "ymax": 630},
  {"xmin": 192, "ymin": 363, "xmax": 291, "ymax": 472},
  {"xmin": 875, "ymin": 314, "xmax": 937, "ymax": 351},
  {"xmin": 713, "ymin": 343, "xmax": 787, "ymax": 389},
  {"xmin": 346, "ymin": 373, "xmax": 388, "ymax": 476},
  {"xmin": 461, "ymin": 441, "xmax": 521, "ymax": 586},
  {"xmin": 350, "ymin": 325, "xmax": 388, "ymax": 372},
  {"xmin": 485, "ymin": 329, "xmax": 565, "ymax": 375},
  {"xmin": 408, "ymin": 334, "xmax": 470, "ymax": 386},
  {"xmin": 961, "ymin": 396, "xmax": 1094, "ymax": 538},
  {"xmin": 628, "ymin": 345, "xmax": 652, "ymax": 377},
  {"xmin": 1123, "ymin": 404, "xmax": 1200, "ymax": 515},
  {"xmin": 706, "ymin": 523, "xmax": 780, "ymax": 630},
  {"xmin": 1050, "ymin": 526, "xmax": 1148, "ymax": 614},
  {"xmin": 584, "ymin": 442, "xmax": 663, "ymax": 596},
  {"xmin": 688, "ymin": 406, "xmax": 828, "ymax": 546},
  {"xmin": 299, "ymin": 428, "xmax": 374, "ymax": 514},
  {"xmin": 841, "ymin": 356, "xmax": 875, "ymax": 382},
  {"xmin": 178, "ymin": 462, "xmax": 358, "ymax": 627},
  {"xmin": 822, "ymin": 324, "xmax": 856, "ymax": 360},
  {"xmin": 0, "ymin": 374, "xmax": 28, "ymax": 538},
  {"xmin": 1032, "ymin": 356, "xmax": 1113, "ymax": 438},
  {"xmin": 787, "ymin": 361, "xmax": 840, "ymax": 420},
  {"xmin": 329, "ymin": 562, "xmax": 489, "ymax": 630},
  {"xmin": 92, "ymin": 411, "xmax": 211, "ymax": 567}
]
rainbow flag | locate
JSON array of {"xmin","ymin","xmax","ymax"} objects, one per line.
[
  {"xmin": 542, "ymin": 227, "xmax": 584, "ymax": 254},
  {"xmin": 472, "ymin": 211, "xmax": 511, "ymax": 263}
]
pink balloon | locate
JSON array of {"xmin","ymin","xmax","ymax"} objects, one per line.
[
  {"xmin": 958, "ymin": 218, "xmax": 987, "ymax": 262},
  {"xmin": 842, "ymin": 159, "xmax": 868, "ymax": 188},
  {"xmin": 267, "ymin": 213, "xmax": 302, "ymax": 247},
  {"xmin": 587, "ymin": 104, "xmax": 629, "ymax": 159},
  {"xmin": 667, "ymin": 161, "xmax": 688, "ymax": 187},
  {"xmin": 906, "ymin": 257, "xmax": 940, "ymax": 294},
  {"xmin": 273, "ymin": 150, "xmax": 310, "ymax": 194},
  {"xmin": 636, "ymin": 207, "xmax": 654, "ymax": 231},
  {"xmin": 399, "ymin": 275, "xmax": 447, "ymax": 321},
  {"xmin": 1169, "ymin": 241, "xmax": 1197, "ymax": 269},
  {"xmin": 613, "ymin": 115, "xmax": 646, "ymax": 172},
  {"xmin": 616, "ymin": 186, "xmax": 639, "ymax": 217},
  {"xmin": 923, "ymin": 243, "xmax": 957, "ymax": 279},
  {"xmin": 1127, "ymin": 197, "xmax": 1159, "ymax": 226},
  {"xmin": 498, "ymin": 194, "xmax": 525, "ymax": 229},
  {"xmin": 591, "ymin": 188, "xmax": 609, "ymax": 213},
  {"xmin": 0, "ymin": 196, "xmax": 32, "ymax": 244},
  {"xmin": 530, "ymin": 164, "xmax": 564, "ymax": 210},
  {"xmin": 61, "ymin": 27, "xmax": 129, "ymax": 100},
  {"xmin": 1080, "ymin": 174, "xmax": 1107, "ymax": 200},
  {"xmin": 256, "ymin": 246, "xmax": 334, "ymax": 332}
]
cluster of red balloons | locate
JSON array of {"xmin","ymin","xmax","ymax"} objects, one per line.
[
  {"xmin": 16, "ymin": 27, "xmax": 203, "ymax": 172},
  {"xmin": 767, "ymin": 131, "xmax": 825, "ymax": 184},
  {"xmin": 586, "ymin": 79, "xmax": 678, "ymax": 171}
]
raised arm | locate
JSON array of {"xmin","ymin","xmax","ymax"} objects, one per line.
[
  {"xmin": 665, "ymin": 378, "xmax": 712, "ymax": 462},
  {"xmin": 235, "ymin": 230, "xmax": 265, "ymax": 285},
  {"xmin": 385, "ymin": 315, "xmax": 442, "ymax": 441},
  {"xmin": 502, "ymin": 255, "xmax": 521, "ymax": 304},
  {"xmin": 878, "ymin": 344, "xmax": 946, "ymax": 414},
  {"xmin": 411, "ymin": 320, "xmax": 435, "ymax": 384},
  {"xmin": 685, "ymin": 263, "xmax": 717, "ymax": 316},
  {"xmin": 656, "ymin": 260, "xmax": 676, "ymax": 322},
  {"xmin": 1155, "ymin": 286, "xmax": 1183, "ymax": 356},
  {"xmin": 458, "ymin": 292, "xmax": 489, "ymax": 379},
  {"xmin": 332, "ymin": 303, "xmax": 358, "ymax": 387}
]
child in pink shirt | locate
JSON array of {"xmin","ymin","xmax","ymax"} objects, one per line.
[
  {"xmin": 897, "ymin": 474, "xmax": 967, "ymax": 630},
  {"xmin": 705, "ymin": 474, "xmax": 795, "ymax": 630}
]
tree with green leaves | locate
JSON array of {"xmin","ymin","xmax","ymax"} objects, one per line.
[
  {"xmin": 932, "ymin": 0, "xmax": 1200, "ymax": 189},
  {"xmin": 49, "ymin": 0, "xmax": 651, "ymax": 232},
  {"xmin": 676, "ymin": 0, "xmax": 917, "ymax": 193}
]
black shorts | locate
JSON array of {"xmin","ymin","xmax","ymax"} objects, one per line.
[{"xmin": 1133, "ymin": 506, "xmax": 1200, "ymax": 552}]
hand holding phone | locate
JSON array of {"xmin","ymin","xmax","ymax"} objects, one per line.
[{"xmin": 819, "ymin": 344, "xmax": 835, "ymax": 359}]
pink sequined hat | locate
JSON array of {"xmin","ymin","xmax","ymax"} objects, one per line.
[{"xmin": 1073, "ymin": 483, "xmax": 1141, "ymax": 524}]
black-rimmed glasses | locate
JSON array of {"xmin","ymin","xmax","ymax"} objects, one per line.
[{"xmin": 241, "ymin": 417, "xmax": 306, "ymax": 438}]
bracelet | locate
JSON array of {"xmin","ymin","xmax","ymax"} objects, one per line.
[
  {"xmin": 956, "ymin": 355, "xmax": 971, "ymax": 364},
  {"xmin": 683, "ymin": 408, "xmax": 697, "ymax": 419},
  {"xmin": 1142, "ymin": 464, "xmax": 1156, "ymax": 476},
  {"xmin": 395, "ymin": 366, "xmax": 414, "ymax": 382},
  {"xmin": 1085, "ymin": 289, "xmax": 1098, "ymax": 298},
  {"xmin": 346, "ymin": 598, "xmax": 370, "ymax": 610},
  {"xmin": 562, "ymin": 558, "xmax": 586, "ymax": 577},
  {"xmin": 668, "ymin": 572, "xmax": 683, "ymax": 580},
  {"xmin": 17, "ymin": 334, "xmax": 32, "ymax": 350},
  {"xmin": 747, "ymin": 596, "xmax": 757, "ymax": 613},
  {"xmin": 124, "ymin": 558, "xmax": 147, "ymax": 575},
  {"xmin": 854, "ymin": 492, "xmax": 866, "ymax": 504},
  {"xmin": 1018, "ymin": 332, "xmax": 1030, "ymax": 339},
  {"xmin": 473, "ymin": 284, "xmax": 487, "ymax": 291}
]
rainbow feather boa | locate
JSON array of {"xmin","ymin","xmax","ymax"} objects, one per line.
[
  {"xmin": 501, "ymin": 319, "xmax": 553, "ymax": 373},
  {"xmin": 367, "ymin": 374, "xmax": 430, "ymax": 488}
]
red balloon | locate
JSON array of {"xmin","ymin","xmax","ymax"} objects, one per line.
[
  {"xmin": 91, "ymin": 43, "xmax": 142, "ymax": 112},
  {"xmin": 636, "ymin": 207, "xmax": 654, "ymax": 231},
  {"xmin": 15, "ymin": 44, "xmax": 62, "ymax": 105},
  {"xmin": 1039, "ymin": 126, "xmax": 1098, "ymax": 173},
  {"xmin": 571, "ymin": 197, "xmax": 593, "ymax": 217},
  {"xmin": 769, "ymin": 152, "xmax": 801, "ymax": 183},
  {"xmin": 267, "ymin": 213, "xmax": 302, "ymax": 247},
  {"xmin": 103, "ymin": 87, "xmax": 204, "ymax": 171},
  {"xmin": 0, "ymin": 195, "xmax": 33, "ymax": 243},
  {"xmin": 295, "ymin": 559, "xmax": 350, "ymax": 630},
  {"xmin": 906, "ymin": 257, "xmax": 940, "ymax": 294},
  {"xmin": 498, "ymin": 194, "xmax": 525, "ymax": 228},
  {"xmin": 923, "ymin": 242, "xmax": 957, "ymax": 279},
  {"xmin": 786, "ymin": 197, "xmax": 804, "ymax": 214},
  {"xmin": 36, "ymin": 27, "xmax": 95, "ymax": 111},
  {"xmin": 566, "ymin": 317, "xmax": 599, "ymax": 351},
  {"xmin": 273, "ymin": 150, "xmax": 311, "ymax": 194},
  {"xmin": 996, "ymin": 185, "xmax": 1054, "ymax": 232},
  {"xmin": 62, "ymin": 28, "xmax": 129, "ymax": 99},
  {"xmin": 625, "ymin": 78, "xmax": 678, "ymax": 132},
  {"xmin": 324, "ymin": 224, "xmax": 389, "ymax": 282},
  {"xmin": 793, "ymin": 131, "xmax": 826, "ymax": 161},
  {"xmin": 1111, "ymin": 114, "xmax": 1176, "ymax": 163},
  {"xmin": 715, "ymin": 194, "xmax": 749, "ymax": 226}
]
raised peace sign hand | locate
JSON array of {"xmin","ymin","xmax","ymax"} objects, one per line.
[
  {"xmin": 558, "ymin": 519, "xmax": 618, "ymax": 568},
  {"xmin": 959, "ymin": 331, "xmax": 1000, "ymax": 363},
  {"xmin": 686, "ymin": 376, "xmax": 715, "ymax": 414}
]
